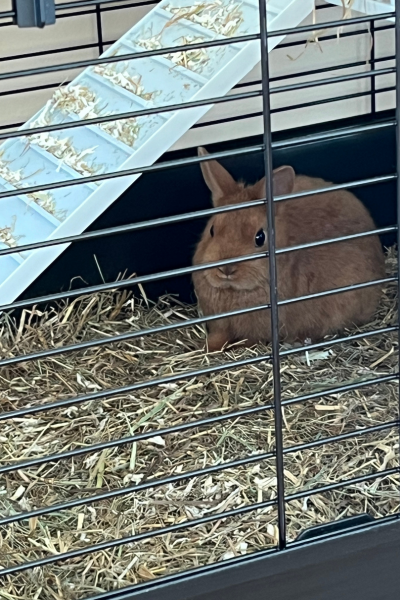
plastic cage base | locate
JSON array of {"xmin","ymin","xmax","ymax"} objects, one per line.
[
  {"xmin": 101, "ymin": 516, "xmax": 400, "ymax": 600},
  {"xmin": 296, "ymin": 513, "xmax": 375, "ymax": 542}
]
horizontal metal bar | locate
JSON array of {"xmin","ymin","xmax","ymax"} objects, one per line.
[
  {"xmin": 0, "ymin": 0, "xmax": 385, "ymax": 22},
  {"xmin": 0, "ymin": 224, "xmax": 393, "ymax": 316},
  {"xmin": 0, "ymin": 251, "xmax": 267, "ymax": 314},
  {"xmin": 100, "ymin": 0, "xmax": 158, "ymax": 12},
  {"xmin": 56, "ymin": 0, "xmax": 156, "ymax": 10},
  {"xmin": 0, "ymin": 30, "xmax": 393, "ymax": 76},
  {"xmin": 277, "ymin": 226, "xmax": 397, "ymax": 255},
  {"xmin": 283, "ymin": 421, "xmax": 399, "ymax": 455},
  {"xmin": 0, "ymin": 198, "xmax": 266, "ymax": 258},
  {"xmin": 0, "ymin": 449, "xmax": 275, "ymax": 527},
  {"xmin": 0, "ymin": 89, "xmax": 262, "ymax": 142},
  {"xmin": 0, "ymin": 144, "xmax": 264, "ymax": 199},
  {"xmin": 279, "ymin": 276, "xmax": 397, "ymax": 307},
  {"xmin": 2, "ymin": 184, "xmax": 394, "ymax": 262},
  {"xmin": 0, "ymin": 398, "xmax": 273, "ymax": 475},
  {"xmin": 0, "ymin": 273, "xmax": 393, "ymax": 373},
  {"xmin": 270, "ymin": 54, "xmax": 396, "ymax": 85},
  {"xmin": 0, "ymin": 11, "xmax": 394, "ymax": 81},
  {"xmin": 1, "ymin": 373, "xmax": 395, "ymax": 477},
  {"xmin": 281, "ymin": 326, "xmax": 398, "ymax": 358},
  {"xmin": 0, "ymin": 350, "xmax": 273, "ymax": 422},
  {"xmin": 191, "ymin": 86, "xmax": 396, "ymax": 131},
  {"xmin": 273, "ymin": 119, "xmax": 396, "ymax": 149},
  {"xmin": 2, "ymin": 267, "xmax": 391, "ymax": 377},
  {"xmin": 0, "ymin": 80, "xmax": 73, "ymax": 98},
  {"xmin": 270, "ymin": 11, "xmax": 395, "ymax": 39},
  {"xmin": 1, "ymin": 32, "xmax": 393, "ymax": 89},
  {"xmin": 281, "ymin": 374, "xmax": 399, "ymax": 408},
  {"xmin": 0, "ymin": 121, "xmax": 394, "ymax": 203},
  {"xmin": 285, "ymin": 467, "xmax": 399, "ymax": 502},
  {"xmin": 194, "ymin": 121, "xmax": 396, "ymax": 151},
  {"xmin": 0, "ymin": 301, "xmax": 271, "ymax": 368},
  {"xmin": 277, "ymin": 22, "xmax": 394, "ymax": 52},
  {"xmin": 0, "ymin": 10, "xmax": 14, "ymax": 19},
  {"xmin": 0, "ymin": 34, "xmax": 259, "ymax": 81},
  {"xmin": 0, "ymin": 470, "xmax": 396, "ymax": 577},
  {"xmin": 1, "ymin": 325, "xmax": 395, "ymax": 427},
  {"xmin": 0, "ymin": 118, "xmax": 395, "ymax": 162},
  {"xmin": 0, "ymin": 136, "xmax": 394, "ymax": 205},
  {"xmin": 0, "ymin": 79, "xmax": 366, "ymax": 131},
  {"xmin": 270, "ymin": 86, "xmax": 396, "ymax": 118},
  {"xmin": 0, "ymin": 42, "xmax": 100, "ymax": 65},
  {"xmin": 275, "ymin": 175, "xmax": 397, "ymax": 203},
  {"xmin": 0, "ymin": 121, "xmax": 24, "ymax": 132},
  {"xmin": 0, "ymin": 496, "xmax": 276, "ymax": 577},
  {"xmin": 0, "ymin": 69, "xmax": 393, "ymax": 142},
  {"xmin": 271, "ymin": 67, "xmax": 395, "ymax": 96}
]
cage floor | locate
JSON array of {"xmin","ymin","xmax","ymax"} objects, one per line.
[{"xmin": 0, "ymin": 248, "xmax": 399, "ymax": 600}]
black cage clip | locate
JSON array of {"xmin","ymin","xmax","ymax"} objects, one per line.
[{"xmin": 12, "ymin": 0, "xmax": 56, "ymax": 28}]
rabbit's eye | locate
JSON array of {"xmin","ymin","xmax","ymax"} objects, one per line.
[
  {"xmin": 255, "ymin": 229, "xmax": 266, "ymax": 247},
  {"xmin": 210, "ymin": 225, "xmax": 214, "ymax": 237}
]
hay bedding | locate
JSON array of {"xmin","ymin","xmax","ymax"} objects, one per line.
[{"xmin": 0, "ymin": 248, "xmax": 398, "ymax": 600}]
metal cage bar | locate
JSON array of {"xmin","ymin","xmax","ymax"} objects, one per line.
[
  {"xmin": 0, "ymin": 372, "xmax": 396, "ymax": 476},
  {"xmin": 95, "ymin": 2, "xmax": 104, "ymax": 54},
  {"xmin": 0, "ymin": 141, "xmax": 395, "ymax": 202},
  {"xmin": 0, "ymin": 322, "xmax": 396, "ymax": 424},
  {"xmin": 0, "ymin": 67, "xmax": 395, "ymax": 142},
  {"xmin": 0, "ymin": 22, "xmax": 393, "ymax": 79},
  {"xmin": 0, "ymin": 467, "xmax": 396, "ymax": 577},
  {"xmin": 371, "ymin": 18, "xmax": 377, "ymax": 114},
  {"xmin": 0, "ymin": 272, "xmax": 394, "ymax": 370},
  {"xmin": 0, "ymin": 189, "xmax": 395, "ymax": 258},
  {"xmin": 259, "ymin": 0, "xmax": 286, "ymax": 550},
  {"xmin": 0, "ymin": 12, "xmax": 394, "ymax": 82},
  {"xmin": 396, "ymin": 0, "xmax": 400, "ymax": 470}
]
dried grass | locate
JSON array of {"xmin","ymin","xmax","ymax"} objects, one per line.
[
  {"xmin": 29, "ymin": 132, "xmax": 100, "ymax": 179},
  {"xmin": 137, "ymin": 33, "xmax": 211, "ymax": 74},
  {"xmin": 0, "ymin": 216, "xmax": 22, "ymax": 249},
  {"xmin": 135, "ymin": 0, "xmax": 245, "ymax": 76},
  {"xmin": 0, "ymin": 247, "xmax": 398, "ymax": 599},
  {"xmin": 0, "ymin": 159, "xmax": 60, "ymax": 222},
  {"xmin": 93, "ymin": 64, "xmax": 157, "ymax": 103},
  {"xmin": 33, "ymin": 85, "xmax": 141, "ymax": 149},
  {"xmin": 164, "ymin": 1, "xmax": 244, "ymax": 38}
]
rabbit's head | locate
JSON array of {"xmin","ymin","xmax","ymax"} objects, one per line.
[{"xmin": 193, "ymin": 147, "xmax": 295, "ymax": 292}]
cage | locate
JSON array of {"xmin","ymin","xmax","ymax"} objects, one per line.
[{"xmin": 0, "ymin": 1, "xmax": 399, "ymax": 599}]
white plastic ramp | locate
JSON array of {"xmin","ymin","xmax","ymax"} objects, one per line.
[{"xmin": 0, "ymin": 0, "xmax": 314, "ymax": 305}]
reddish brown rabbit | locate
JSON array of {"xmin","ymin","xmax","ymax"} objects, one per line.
[{"xmin": 192, "ymin": 147, "xmax": 385, "ymax": 352}]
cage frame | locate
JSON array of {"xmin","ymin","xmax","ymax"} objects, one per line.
[{"xmin": 0, "ymin": 1, "xmax": 399, "ymax": 599}]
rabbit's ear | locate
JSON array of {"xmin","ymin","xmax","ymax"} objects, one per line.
[
  {"xmin": 252, "ymin": 166, "xmax": 295, "ymax": 200},
  {"xmin": 251, "ymin": 176, "xmax": 266, "ymax": 200},
  {"xmin": 273, "ymin": 166, "xmax": 295, "ymax": 197},
  {"xmin": 198, "ymin": 147, "xmax": 238, "ymax": 206}
]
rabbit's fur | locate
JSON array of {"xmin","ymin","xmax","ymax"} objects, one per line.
[{"xmin": 192, "ymin": 147, "xmax": 385, "ymax": 352}]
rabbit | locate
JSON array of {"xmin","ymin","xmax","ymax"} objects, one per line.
[{"xmin": 192, "ymin": 147, "xmax": 386, "ymax": 352}]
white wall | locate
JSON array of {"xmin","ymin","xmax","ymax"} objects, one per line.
[{"xmin": 0, "ymin": 0, "xmax": 395, "ymax": 150}]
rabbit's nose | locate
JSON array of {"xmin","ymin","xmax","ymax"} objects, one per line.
[{"xmin": 218, "ymin": 265, "xmax": 237, "ymax": 278}]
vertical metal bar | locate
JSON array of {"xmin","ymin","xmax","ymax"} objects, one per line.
[
  {"xmin": 257, "ymin": 0, "xmax": 286, "ymax": 549},
  {"xmin": 395, "ymin": 0, "xmax": 400, "ymax": 469},
  {"xmin": 370, "ymin": 19, "xmax": 376, "ymax": 114},
  {"xmin": 96, "ymin": 3, "xmax": 104, "ymax": 55}
]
